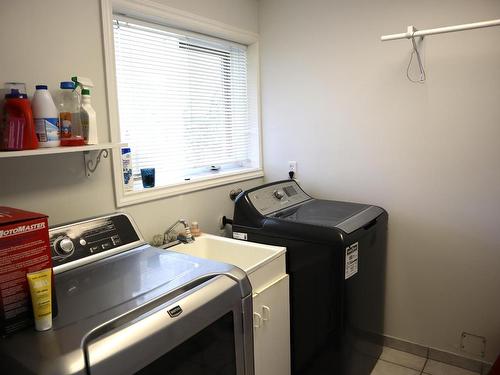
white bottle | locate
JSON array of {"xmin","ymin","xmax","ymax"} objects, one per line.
[
  {"xmin": 32, "ymin": 85, "xmax": 60, "ymax": 147},
  {"xmin": 121, "ymin": 147, "xmax": 133, "ymax": 191},
  {"xmin": 80, "ymin": 89, "xmax": 98, "ymax": 144}
]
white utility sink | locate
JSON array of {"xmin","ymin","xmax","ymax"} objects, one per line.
[{"xmin": 171, "ymin": 233, "xmax": 286, "ymax": 290}]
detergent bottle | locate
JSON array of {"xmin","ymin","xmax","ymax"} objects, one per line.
[{"xmin": 3, "ymin": 89, "xmax": 38, "ymax": 150}]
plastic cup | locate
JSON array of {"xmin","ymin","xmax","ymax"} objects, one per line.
[{"xmin": 140, "ymin": 168, "xmax": 155, "ymax": 188}]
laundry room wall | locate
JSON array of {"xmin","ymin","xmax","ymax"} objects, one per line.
[
  {"xmin": 259, "ymin": 0, "xmax": 500, "ymax": 363},
  {"xmin": 0, "ymin": 0, "xmax": 261, "ymax": 240}
]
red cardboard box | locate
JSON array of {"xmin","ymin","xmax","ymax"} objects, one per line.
[{"xmin": 0, "ymin": 207, "xmax": 53, "ymax": 335}]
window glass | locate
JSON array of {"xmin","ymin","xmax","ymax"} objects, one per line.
[{"xmin": 113, "ymin": 17, "xmax": 258, "ymax": 190}]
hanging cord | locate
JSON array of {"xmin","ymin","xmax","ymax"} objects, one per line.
[{"xmin": 406, "ymin": 32, "xmax": 426, "ymax": 83}]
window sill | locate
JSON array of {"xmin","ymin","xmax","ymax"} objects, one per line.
[{"xmin": 115, "ymin": 168, "xmax": 264, "ymax": 207}]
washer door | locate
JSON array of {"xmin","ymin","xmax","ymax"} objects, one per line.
[{"xmin": 85, "ymin": 275, "xmax": 253, "ymax": 375}]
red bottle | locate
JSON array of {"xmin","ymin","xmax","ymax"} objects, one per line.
[{"xmin": 3, "ymin": 89, "xmax": 38, "ymax": 150}]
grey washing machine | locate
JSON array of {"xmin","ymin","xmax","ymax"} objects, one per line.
[
  {"xmin": 231, "ymin": 180, "xmax": 388, "ymax": 374},
  {"xmin": 0, "ymin": 213, "xmax": 254, "ymax": 375}
]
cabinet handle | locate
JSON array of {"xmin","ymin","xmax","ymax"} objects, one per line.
[
  {"xmin": 262, "ymin": 305, "xmax": 271, "ymax": 321},
  {"xmin": 253, "ymin": 312, "xmax": 262, "ymax": 328}
]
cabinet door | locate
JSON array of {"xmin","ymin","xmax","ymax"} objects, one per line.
[{"xmin": 253, "ymin": 275, "xmax": 290, "ymax": 375}]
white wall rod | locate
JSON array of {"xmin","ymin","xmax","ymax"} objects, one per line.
[{"xmin": 381, "ymin": 18, "xmax": 500, "ymax": 41}]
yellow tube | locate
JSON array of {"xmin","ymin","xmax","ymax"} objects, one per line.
[{"xmin": 26, "ymin": 268, "xmax": 52, "ymax": 331}]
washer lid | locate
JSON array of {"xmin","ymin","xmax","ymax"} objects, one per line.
[{"xmin": 274, "ymin": 199, "xmax": 383, "ymax": 233}]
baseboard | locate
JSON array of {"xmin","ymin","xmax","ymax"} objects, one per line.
[
  {"xmin": 380, "ymin": 334, "xmax": 492, "ymax": 374},
  {"xmin": 382, "ymin": 335, "xmax": 428, "ymax": 358}
]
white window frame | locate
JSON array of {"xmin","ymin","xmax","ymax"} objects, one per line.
[{"xmin": 101, "ymin": 0, "xmax": 263, "ymax": 207}]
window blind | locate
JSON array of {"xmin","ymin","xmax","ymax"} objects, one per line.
[{"xmin": 113, "ymin": 17, "xmax": 254, "ymax": 189}]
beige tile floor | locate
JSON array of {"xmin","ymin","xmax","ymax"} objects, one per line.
[{"xmin": 371, "ymin": 347, "xmax": 481, "ymax": 375}]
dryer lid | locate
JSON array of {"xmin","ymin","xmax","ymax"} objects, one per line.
[{"xmin": 54, "ymin": 246, "xmax": 206, "ymax": 327}]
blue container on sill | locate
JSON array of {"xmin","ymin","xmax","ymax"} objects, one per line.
[{"xmin": 140, "ymin": 168, "xmax": 155, "ymax": 188}]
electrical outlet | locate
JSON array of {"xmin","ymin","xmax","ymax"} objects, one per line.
[{"xmin": 289, "ymin": 161, "xmax": 297, "ymax": 173}]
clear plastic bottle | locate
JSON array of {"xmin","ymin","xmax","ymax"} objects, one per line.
[
  {"xmin": 58, "ymin": 81, "xmax": 84, "ymax": 146},
  {"xmin": 32, "ymin": 85, "xmax": 60, "ymax": 147}
]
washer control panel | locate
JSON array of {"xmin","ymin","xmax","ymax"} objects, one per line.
[
  {"xmin": 247, "ymin": 181, "xmax": 311, "ymax": 216},
  {"xmin": 49, "ymin": 214, "xmax": 141, "ymax": 269}
]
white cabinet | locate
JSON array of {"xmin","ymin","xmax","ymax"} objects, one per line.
[
  {"xmin": 253, "ymin": 275, "xmax": 290, "ymax": 375},
  {"xmin": 171, "ymin": 235, "xmax": 290, "ymax": 374}
]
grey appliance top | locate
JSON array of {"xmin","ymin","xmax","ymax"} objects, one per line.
[
  {"xmin": 0, "ymin": 214, "xmax": 250, "ymax": 375},
  {"xmin": 274, "ymin": 199, "xmax": 384, "ymax": 234},
  {"xmin": 245, "ymin": 180, "xmax": 384, "ymax": 234},
  {"xmin": 53, "ymin": 245, "xmax": 243, "ymax": 328}
]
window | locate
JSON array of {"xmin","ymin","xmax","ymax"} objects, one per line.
[{"xmin": 110, "ymin": 14, "xmax": 261, "ymax": 203}]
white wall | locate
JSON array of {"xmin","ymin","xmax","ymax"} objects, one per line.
[
  {"xmin": 259, "ymin": 0, "xmax": 500, "ymax": 362},
  {"xmin": 0, "ymin": 0, "xmax": 261, "ymax": 240}
]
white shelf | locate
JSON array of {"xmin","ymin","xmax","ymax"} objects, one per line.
[
  {"xmin": 0, "ymin": 142, "xmax": 127, "ymax": 177},
  {"xmin": 0, "ymin": 143, "xmax": 124, "ymax": 158}
]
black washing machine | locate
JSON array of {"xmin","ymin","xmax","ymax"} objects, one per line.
[{"xmin": 231, "ymin": 180, "xmax": 388, "ymax": 374}]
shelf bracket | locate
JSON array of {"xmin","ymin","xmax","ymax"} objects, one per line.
[{"xmin": 84, "ymin": 149, "xmax": 109, "ymax": 177}]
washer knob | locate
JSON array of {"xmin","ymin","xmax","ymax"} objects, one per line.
[
  {"xmin": 57, "ymin": 238, "xmax": 75, "ymax": 255},
  {"xmin": 273, "ymin": 190, "xmax": 284, "ymax": 200}
]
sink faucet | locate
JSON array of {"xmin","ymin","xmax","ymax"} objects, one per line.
[{"xmin": 163, "ymin": 219, "xmax": 194, "ymax": 245}]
